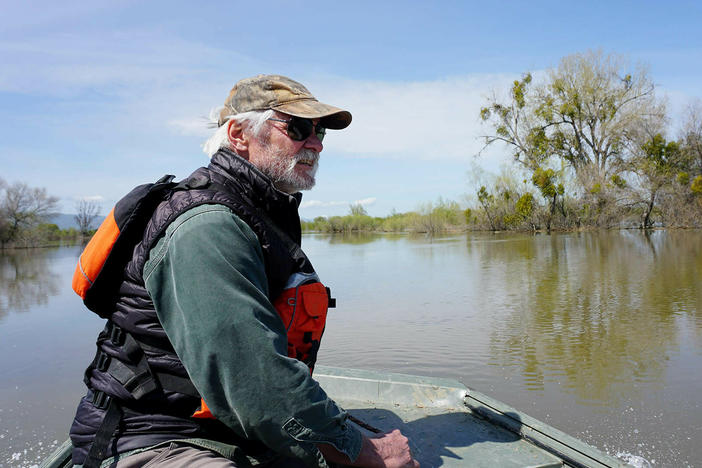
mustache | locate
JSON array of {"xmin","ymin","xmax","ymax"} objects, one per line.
[{"xmin": 294, "ymin": 149, "xmax": 320, "ymax": 163}]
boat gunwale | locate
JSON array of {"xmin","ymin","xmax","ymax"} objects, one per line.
[
  {"xmin": 314, "ymin": 366, "xmax": 629, "ymax": 468},
  {"xmin": 40, "ymin": 366, "xmax": 631, "ymax": 468}
]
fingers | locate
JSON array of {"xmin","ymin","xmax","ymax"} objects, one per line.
[
  {"xmin": 357, "ymin": 428, "xmax": 419, "ymax": 467},
  {"xmin": 382, "ymin": 429, "xmax": 419, "ymax": 468}
]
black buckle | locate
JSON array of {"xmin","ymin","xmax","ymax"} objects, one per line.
[
  {"xmin": 96, "ymin": 352, "xmax": 111, "ymax": 372},
  {"xmin": 124, "ymin": 373, "xmax": 158, "ymax": 400},
  {"xmin": 91, "ymin": 390, "xmax": 112, "ymax": 410},
  {"xmin": 109, "ymin": 324, "xmax": 124, "ymax": 346}
]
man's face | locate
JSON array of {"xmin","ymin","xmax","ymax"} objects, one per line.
[{"xmin": 248, "ymin": 112, "xmax": 323, "ymax": 194}]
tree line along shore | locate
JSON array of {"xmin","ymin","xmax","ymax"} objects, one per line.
[
  {"xmin": 0, "ymin": 183, "xmax": 99, "ymax": 249},
  {"xmin": 2, "ymin": 50, "xmax": 701, "ymax": 247}
]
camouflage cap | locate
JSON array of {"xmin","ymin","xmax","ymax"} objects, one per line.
[{"xmin": 218, "ymin": 74, "xmax": 352, "ymax": 129}]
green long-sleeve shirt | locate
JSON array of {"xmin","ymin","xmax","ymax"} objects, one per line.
[{"xmin": 142, "ymin": 203, "xmax": 362, "ymax": 466}]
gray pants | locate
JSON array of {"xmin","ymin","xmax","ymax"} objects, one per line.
[
  {"xmin": 110, "ymin": 442, "xmax": 308, "ymax": 468},
  {"xmin": 111, "ymin": 443, "xmax": 238, "ymax": 467}
]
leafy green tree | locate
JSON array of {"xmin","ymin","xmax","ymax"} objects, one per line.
[
  {"xmin": 414, "ymin": 198, "xmax": 463, "ymax": 233},
  {"xmin": 678, "ymin": 101, "xmax": 702, "ymax": 176},
  {"xmin": 349, "ymin": 203, "xmax": 368, "ymax": 217},
  {"xmin": 692, "ymin": 176, "xmax": 702, "ymax": 195},
  {"xmin": 503, "ymin": 192, "xmax": 536, "ymax": 229},
  {"xmin": 463, "ymin": 208, "xmax": 473, "ymax": 224},
  {"xmin": 633, "ymin": 133, "xmax": 680, "ymax": 228},
  {"xmin": 515, "ymin": 193, "xmax": 534, "ymax": 220},
  {"xmin": 37, "ymin": 223, "xmax": 62, "ymax": 241},
  {"xmin": 477, "ymin": 186, "xmax": 497, "ymax": 231},
  {"xmin": 430, "ymin": 198, "xmax": 462, "ymax": 226},
  {"xmin": 480, "ymin": 50, "xmax": 664, "ymax": 208},
  {"xmin": 610, "ymin": 174, "xmax": 627, "ymax": 189},
  {"xmin": 479, "ymin": 73, "xmax": 547, "ymax": 170},
  {"xmin": 531, "ymin": 167, "xmax": 564, "ymax": 232}
]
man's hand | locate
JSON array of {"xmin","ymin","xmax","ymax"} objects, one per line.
[
  {"xmin": 357, "ymin": 430, "xmax": 419, "ymax": 468},
  {"xmin": 319, "ymin": 429, "xmax": 419, "ymax": 467}
]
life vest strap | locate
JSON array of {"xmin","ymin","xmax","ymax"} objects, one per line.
[
  {"xmin": 83, "ymin": 321, "xmax": 203, "ymax": 467},
  {"xmin": 83, "ymin": 394, "xmax": 122, "ymax": 468},
  {"xmin": 90, "ymin": 322, "xmax": 201, "ymax": 401}
]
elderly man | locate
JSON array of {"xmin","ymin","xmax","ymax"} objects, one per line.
[{"xmin": 69, "ymin": 75, "xmax": 418, "ymax": 468}]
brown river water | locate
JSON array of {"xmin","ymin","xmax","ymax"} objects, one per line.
[{"xmin": 1, "ymin": 230, "xmax": 700, "ymax": 467}]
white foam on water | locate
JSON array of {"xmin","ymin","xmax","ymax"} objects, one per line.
[{"xmin": 616, "ymin": 452, "xmax": 652, "ymax": 467}]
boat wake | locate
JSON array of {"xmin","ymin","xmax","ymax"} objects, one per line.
[{"xmin": 616, "ymin": 452, "xmax": 652, "ymax": 467}]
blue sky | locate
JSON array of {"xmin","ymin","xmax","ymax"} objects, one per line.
[{"xmin": 1, "ymin": 0, "xmax": 701, "ymax": 218}]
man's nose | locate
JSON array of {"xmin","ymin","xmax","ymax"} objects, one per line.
[{"xmin": 304, "ymin": 133, "xmax": 323, "ymax": 152}]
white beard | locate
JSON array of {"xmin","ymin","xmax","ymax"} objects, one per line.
[{"xmin": 258, "ymin": 147, "xmax": 319, "ymax": 193}]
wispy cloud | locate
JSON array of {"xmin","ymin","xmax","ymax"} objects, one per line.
[
  {"xmin": 300, "ymin": 200, "xmax": 349, "ymax": 209},
  {"xmin": 353, "ymin": 197, "xmax": 376, "ymax": 206},
  {"xmin": 168, "ymin": 117, "xmax": 215, "ymax": 137}
]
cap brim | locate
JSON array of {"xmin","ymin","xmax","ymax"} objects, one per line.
[{"xmin": 273, "ymin": 99, "xmax": 352, "ymax": 129}]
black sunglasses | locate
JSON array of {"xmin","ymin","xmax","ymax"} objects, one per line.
[{"xmin": 268, "ymin": 116, "xmax": 326, "ymax": 142}]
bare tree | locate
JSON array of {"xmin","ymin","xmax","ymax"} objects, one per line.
[
  {"xmin": 0, "ymin": 181, "xmax": 59, "ymax": 247},
  {"xmin": 74, "ymin": 199, "xmax": 101, "ymax": 236}
]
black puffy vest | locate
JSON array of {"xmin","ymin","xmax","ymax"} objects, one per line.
[{"xmin": 70, "ymin": 149, "xmax": 321, "ymax": 464}]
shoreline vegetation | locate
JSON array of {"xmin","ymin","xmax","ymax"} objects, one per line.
[
  {"xmin": 0, "ymin": 225, "xmax": 95, "ymax": 250},
  {"xmin": 301, "ymin": 193, "xmax": 701, "ymax": 235},
  {"xmin": 0, "ymin": 179, "xmax": 99, "ymax": 250},
  {"xmin": 3, "ymin": 50, "xmax": 701, "ymax": 247}
]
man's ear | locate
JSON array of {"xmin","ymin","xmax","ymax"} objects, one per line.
[{"xmin": 227, "ymin": 120, "xmax": 250, "ymax": 158}]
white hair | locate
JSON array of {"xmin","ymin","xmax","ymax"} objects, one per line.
[{"xmin": 202, "ymin": 109, "xmax": 275, "ymax": 158}]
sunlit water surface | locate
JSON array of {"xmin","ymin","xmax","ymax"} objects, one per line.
[{"xmin": 1, "ymin": 230, "xmax": 700, "ymax": 467}]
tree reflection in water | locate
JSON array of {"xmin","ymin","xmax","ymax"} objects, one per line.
[
  {"xmin": 0, "ymin": 248, "xmax": 61, "ymax": 320},
  {"xmin": 475, "ymin": 230, "xmax": 701, "ymax": 406}
]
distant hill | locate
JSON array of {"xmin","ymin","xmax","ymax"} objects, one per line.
[{"xmin": 47, "ymin": 213, "xmax": 81, "ymax": 230}]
